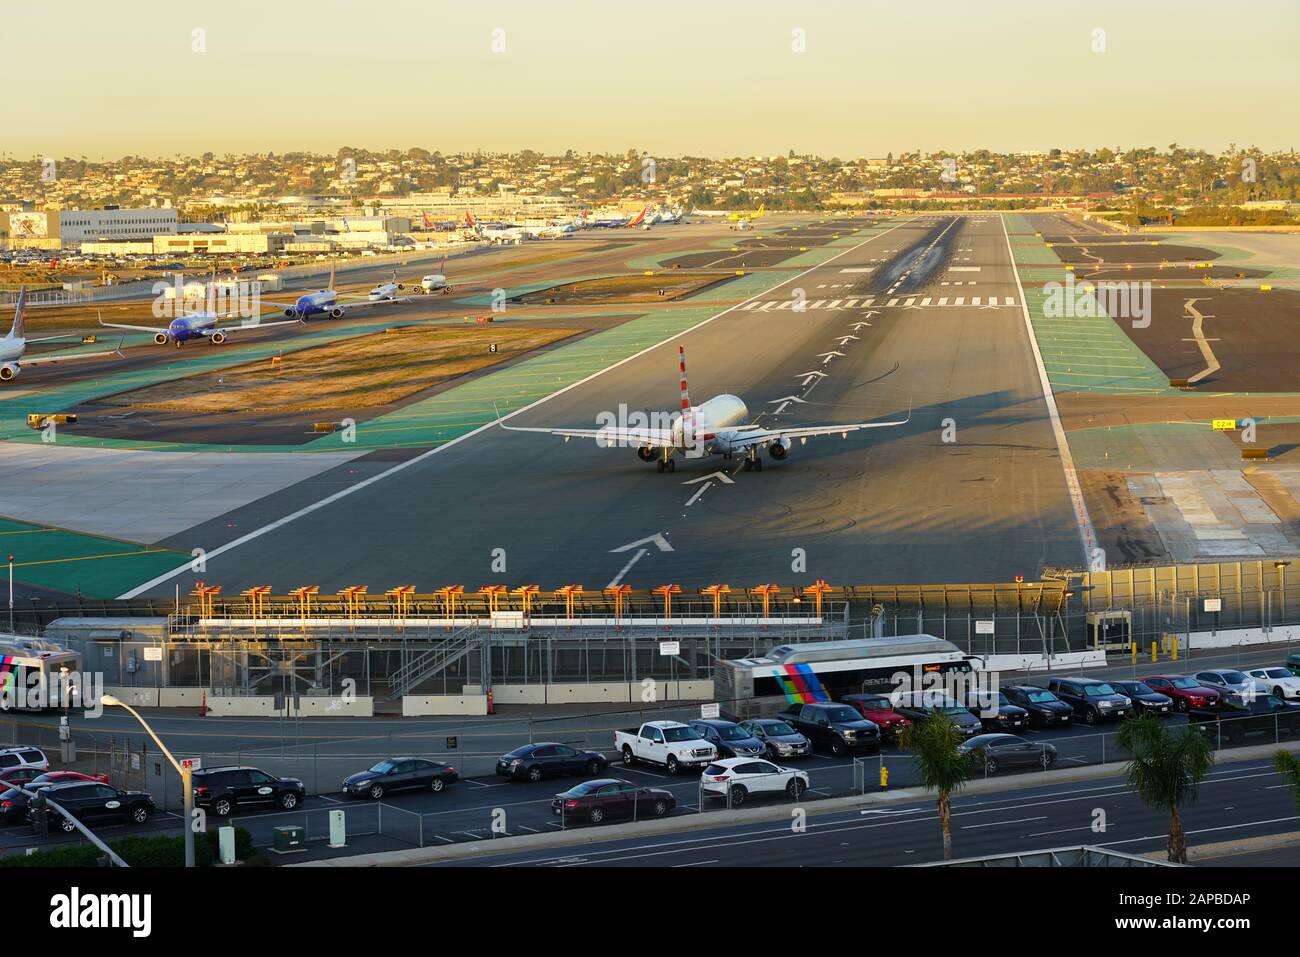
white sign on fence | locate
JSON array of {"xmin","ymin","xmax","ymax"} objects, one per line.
[
  {"xmin": 659, "ymin": 640, "xmax": 680, "ymax": 656},
  {"xmin": 700, "ymin": 703, "xmax": 721, "ymax": 719},
  {"xmin": 1203, "ymin": 598, "xmax": 1222, "ymax": 613},
  {"xmin": 143, "ymin": 647, "xmax": 162, "ymax": 661},
  {"xmin": 974, "ymin": 620, "xmax": 995, "ymax": 635}
]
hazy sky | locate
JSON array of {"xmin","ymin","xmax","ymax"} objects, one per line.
[{"xmin": 2, "ymin": 0, "xmax": 1296, "ymax": 159}]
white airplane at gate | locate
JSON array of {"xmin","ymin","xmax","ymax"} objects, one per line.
[{"xmin": 498, "ymin": 346, "xmax": 909, "ymax": 472}]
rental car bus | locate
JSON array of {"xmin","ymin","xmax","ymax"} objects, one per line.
[
  {"xmin": 714, "ymin": 635, "xmax": 975, "ymax": 704},
  {"xmin": 0, "ymin": 639, "xmax": 83, "ymax": 712}
]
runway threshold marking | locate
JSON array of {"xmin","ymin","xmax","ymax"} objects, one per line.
[{"xmin": 118, "ymin": 220, "xmax": 913, "ymax": 598}]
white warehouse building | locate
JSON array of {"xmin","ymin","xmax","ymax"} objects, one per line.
[{"xmin": 58, "ymin": 207, "xmax": 179, "ymax": 244}]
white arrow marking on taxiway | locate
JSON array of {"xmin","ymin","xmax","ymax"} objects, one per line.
[
  {"xmin": 610, "ymin": 533, "xmax": 675, "ymax": 553},
  {"xmin": 682, "ymin": 471, "xmax": 736, "ymax": 486}
]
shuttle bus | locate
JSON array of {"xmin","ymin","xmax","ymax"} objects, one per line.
[
  {"xmin": 0, "ymin": 638, "xmax": 83, "ymax": 712},
  {"xmin": 714, "ymin": 635, "xmax": 975, "ymax": 705}
]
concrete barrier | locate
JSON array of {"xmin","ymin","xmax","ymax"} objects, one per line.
[
  {"xmin": 203, "ymin": 695, "xmax": 374, "ymax": 717},
  {"xmin": 158, "ymin": 688, "xmax": 206, "ymax": 708},
  {"xmin": 102, "ymin": 686, "xmax": 158, "ymax": 708},
  {"xmin": 401, "ymin": 695, "xmax": 488, "ymax": 716}
]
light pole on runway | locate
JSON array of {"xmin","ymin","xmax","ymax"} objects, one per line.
[{"xmin": 101, "ymin": 694, "xmax": 195, "ymax": 868}]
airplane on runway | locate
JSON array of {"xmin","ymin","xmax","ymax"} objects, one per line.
[
  {"xmin": 1, "ymin": 288, "xmax": 123, "ymax": 381},
  {"xmin": 497, "ymin": 346, "xmax": 909, "ymax": 472},
  {"xmin": 590, "ymin": 207, "xmax": 649, "ymax": 229},
  {"xmin": 728, "ymin": 203, "xmax": 765, "ymax": 230},
  {"xmin": 100, "ymin": 303, "xmax": 303, "ymax": 347},
  {"xmin": 261, "ymin": 262, "xmax": 416, "ymax": 319}
]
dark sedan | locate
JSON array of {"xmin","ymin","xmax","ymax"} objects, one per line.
[
  {"xmin": 495, "ymin": 743, "xmax": 608, "ymax": 782},
  {"xmin": 1001, "ymin": 685, "xmax": 1074, "ymax": 727},
  {"xmin": 342, "ymin": 758, "xmax": 458, "ymax": 799},
  {"xmin": 965, "ymin": 692, "xmax": 1031, "ymax": 732},
  {"xmin": 1112, "ymin": 680, "xmax": 1174, "ymax": 716},
  {"xmin": 551, "ymin": 778, "xmax": 675, "ymax": 825},
  {"xmin": 958, "ymin": 734, "xmax": 1058, "ymax": 773}
]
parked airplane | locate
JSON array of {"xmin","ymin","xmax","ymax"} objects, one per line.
[
  {"xmin": 591, "ymin": 207, "xmax": 649, "ymax": 229},
  {"xmin": 497, "ymin": 346, "xmax": 909, "ymax": 472},
  {"xmin": 1, "ymin": 289, "xmax": 122, "ymax": 381},
  {"xmin": 262, "ymin": 263, "xmax": 414, "ymax": 319}
]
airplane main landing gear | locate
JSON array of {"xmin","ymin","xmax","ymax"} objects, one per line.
[{"xmin": 743, "ymin": 449, "xmax": 763, "ymax": 472}]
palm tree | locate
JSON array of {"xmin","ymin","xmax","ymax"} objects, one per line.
[
  {"xmin": 1274, "ymin": 751, "xmax": 1300, "ymax": 804},
  {"xmin": 1116, "ymin": 715, "xmax": 1215, "ymax": 863},
  {"xmin": 898, "ymin": 711, "xmax": 973, "ymax": 861}
]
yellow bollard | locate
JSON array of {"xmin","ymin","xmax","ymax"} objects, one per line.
[
  {"xmin": 1171, "ymin": 636, "xmax": 1179, "ymax": 661},
  {"xmin": 879, "ymin": 765, "xmax": 889, "ymax": 790},
  {"xmin": 1131, "ymin": 641, "xmax": 1137, "ymax": 665},
  {"xmin": 1151, "ymin": 641, "xmax": 1158, "ymax": 663}
]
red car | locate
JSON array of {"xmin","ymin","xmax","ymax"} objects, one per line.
[
  {"xmin": 0, "ymin": 766, "xmax": 46, "ymax": 788},
  {"xmin": 1144, "ymin": 675, "xmax": 1222, "ymax": 712},
  {"xmin": 842, "ymin": 693, "xmax": 912, "ymax": 738}
]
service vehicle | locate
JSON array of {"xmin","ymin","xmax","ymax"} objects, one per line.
[{"xmin": 191, "ymin": 766, "xmax": 305, "ymax": 817}]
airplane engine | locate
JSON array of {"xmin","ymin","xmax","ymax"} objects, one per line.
[
  {"xmin": 330, "ymin": 307, "xmax": 345, "ymax": 318},
  {"xmin": 284, "ymin": 307, "xmax": 296, "ymax": 317},
  {"xmin": 769, "ymin": 436, "xmax": 791, "ymax": 460},
  {"xmin": 637, "ymin": 446, "xmax": 655, "ymax": 462},
  {"xmin": 154, "ymin": 333, "xmax": 170, "ymax": 345},
  {"xmin": 0, "ymin": 362, "xmax": 19, "ymax": 381},
  {"xmin": 209, "ymin": 332, "xmax": 226, "ymax": 345}
]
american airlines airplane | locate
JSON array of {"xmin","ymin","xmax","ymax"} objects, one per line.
[
  {"xmin": 498, "ymin": 346, "xmax": 909, "ymax": 472},
  {"xmin": 2, "ymin": 288, "xmax": 121, "ymax": 381}
]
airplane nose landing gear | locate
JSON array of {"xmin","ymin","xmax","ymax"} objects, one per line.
[{"xmin": 657, "ymin": 450, "xmax": 676, "ymax": 473}]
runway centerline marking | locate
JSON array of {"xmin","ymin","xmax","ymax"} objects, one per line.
[{"xmin": 118, "ymin": 220, "xmax": 912, "ymax": 598}]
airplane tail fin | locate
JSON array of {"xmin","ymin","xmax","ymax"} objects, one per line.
[
  {"xmin": 629, "ymin": 206, "xmax": 648, "ymax": 227},
  {"xmin": 756, "ymin": 203, "xmax": 765, "ymax": 218},
  {"xmin": 466, "ymin": 212, "xmax": 476, "ymax": 228},
  {"xmin": 678, "ymin": 345, "xmax": 691, "ymax": 412},
  {"xmin": 8, "ymin": 287, "xmax": 26, "ymax": 340},
  {"xmin": 328, "ymin": 260, "xmax": 336, "ymax": 291},
  {"xmin": 422, "ymin": 211, "xmax": 433, "ymax": 229}
]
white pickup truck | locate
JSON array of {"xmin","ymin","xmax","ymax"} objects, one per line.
[{"xmin": 614, "ymin": 721, "xmax": 716, "ymax": 775}]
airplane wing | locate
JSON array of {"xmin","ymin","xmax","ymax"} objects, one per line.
[
  {"xmin": 99, "ymin": 318, "xmax": 168, "ymax": 335},
  {"xmin": 20, "ymin": 342, "xmax": 124, "ymax": 367},
  {"xmin": 212, "ymin": 317, "xmax": 304, "ymax": 333},
  {"xmin": 331, "ymin": 296, "xmax": 415, "ymax": 312},
  {"xmin": 719, "ymin": 407, "xmax": 912, "ymax": 451},
  {"xmin": 497, "ymin": 417, "xmax": 677, "ymax": 448}
]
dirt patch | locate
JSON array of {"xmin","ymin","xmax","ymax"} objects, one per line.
[
  {"xmin": 99, "ymin": 324, "xmax": 578, "ymax": 414},
  {"xmin": 515, "ymin": 271, "xmax": 734, "ymax": 305}
]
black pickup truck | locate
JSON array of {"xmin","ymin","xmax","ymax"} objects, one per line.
[
  {"xmin": 776, "ymin": 703, "xmax": 880, "ymax": 756},
  {"xmin": 1187, "ymin": 694, "xmax": 1300, "ymax": 746}
]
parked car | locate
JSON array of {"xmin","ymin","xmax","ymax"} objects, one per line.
[
  {"xmin": 1045, "ymin": 677, "xmax": 1133, "ymax": 724},
  {"xmin": 1194, "ymin": 669, "xmax": 1265, "ymax": 705},
  {"xmin": 613, "ymin": 721, "xmax": 715, "ymax": 775},
  {"xmin": 191, "ymin": 766, "xmax": 305, "ymax": 817},
  {"xmin": 0, "ymin": 765, "xmax": 49, "ymax": 789},
  {"xmin": 964, "ymin": 691, "xmax": 1030, "ymax": 732},
  {"xmin": 891, "ymin": 692, "xmax": 983, "ymax": 738},
  {"xmin": 1188, "ymin": 694, "xmax": 1300, "ymax": 745},
  {"xmin": 958, "ymin": 734, "xmax": 1058, "ymax": 773},
  {"xmin": 1242, "ymin": 667, "xmax": 1300, "ymax": 701},
  {"xmin": 551, "ymin": 778, "xmax": 674, "ymax": 824},
  {"xmin": 1001, "ymin": 685, "xmax": 1074, "ymax": 727},
  {"xmin": 840, "ymin": 693, "xmax": 912, "ymax": 738},
  {"xmin": 1286, "ymin": 653, "xmax": 1300, "ymax": 677},
  {"xmin": 343, "ymin": 758, "xmax": 458, "ymax": 798},
  {"xmin": 29, "ymin": 781, "xmax": 154, "ymax": 833},
  {"xmin": 1143, "ymin": 675, "xmax": 1222, "ymax": 712},
  {"xmin": 738, "ymin": 718, "xmax": 812, "ymax": 760},
  {"xmin": 1111, "ymin": 680, "xmax": 1175, "ymax": 716},
  {"xmin": 495, "ymin": 743, "xmax": 607, "ymax": 782},
  {"xmin": 700, "ymin": 758, "xmax": 809, "ymax": 805},
  {"xmin": 688, "ymin": 719, "xmax": 767, "ymax": 759},
  {"xmin": 776, "ymin": 703, "xmax": 881, "ymax": 756},
  {"xmin": 0, "ymin": 747, "xmax": 49, "ymax": 773}
]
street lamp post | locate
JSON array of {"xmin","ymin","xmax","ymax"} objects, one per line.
[
  {"xmin": 101, "ymin": 694, "xmax": 194, "ymax": 867},
  {"xmin": 7, "ymin": 554, "xmax": 12, "ymax": 634}
]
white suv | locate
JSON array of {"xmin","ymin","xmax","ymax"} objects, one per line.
[
  {"xmin": 701, "ymin": 758, "xmax": 809, "ymax": 806},
  {"xmin": 0, "ymin": 747, "xmax": 49, "ymax": 773}
]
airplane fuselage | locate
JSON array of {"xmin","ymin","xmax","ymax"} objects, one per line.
[
  {"xmin": 287, "ymin": 290, "xmax": 338, "ymax": 318},
  {"xmin": 672, "ymin": 394, "xmax": 749, "ymax": 454},
  {"xmin": 161, "ymin": 312, "xmax": 220, "ymax": 344}
]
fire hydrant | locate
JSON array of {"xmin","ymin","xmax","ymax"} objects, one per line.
[{"xmin": 879, "ymin": 765, "xmax": 889, "ymax": 790}]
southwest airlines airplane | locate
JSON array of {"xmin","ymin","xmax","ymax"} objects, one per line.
[{"xmin": 499, "ymin": 346, "xmax": 909, "ymax": 472}]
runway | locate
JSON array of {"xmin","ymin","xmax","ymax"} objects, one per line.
[{"xmin": 122, "ymin": 214, "xmax": 1084, "ymax": 594}]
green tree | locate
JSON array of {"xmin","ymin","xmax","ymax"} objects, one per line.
[
  {"xmin": 1116, "ymin": 715, "xmax": 1214, "ymax": 864},
  {"xmin": 898, "ymin": 711, "xmax": 973, "ymax": 861},
  {"xmin": 1274, "ymin": 751, "xmax": 1300, "ymax": 805}
]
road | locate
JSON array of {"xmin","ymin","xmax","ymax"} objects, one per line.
[{"xmin": 130, "ymin": 214, "xmax": 1083, "ymax": 594}]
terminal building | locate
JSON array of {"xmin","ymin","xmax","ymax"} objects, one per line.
[{"xmin": 1, "ymin": 206, "xmax": 178, "ymax": 249}]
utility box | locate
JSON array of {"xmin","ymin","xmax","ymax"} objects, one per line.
[
  {"xmin": 271, "ymin": 825, "xmax": 306, "ymax": 854},
  {"xmin": 218, "ymin": 825, "xmax": 236, "ymax": 864},
  {"xmin": 1087, "ymin": 610, "xmax": 1132, "ymax": 652},
  {"xmin": 328, "ymin": 809, "xmax": 346, "ymax": 848}
]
